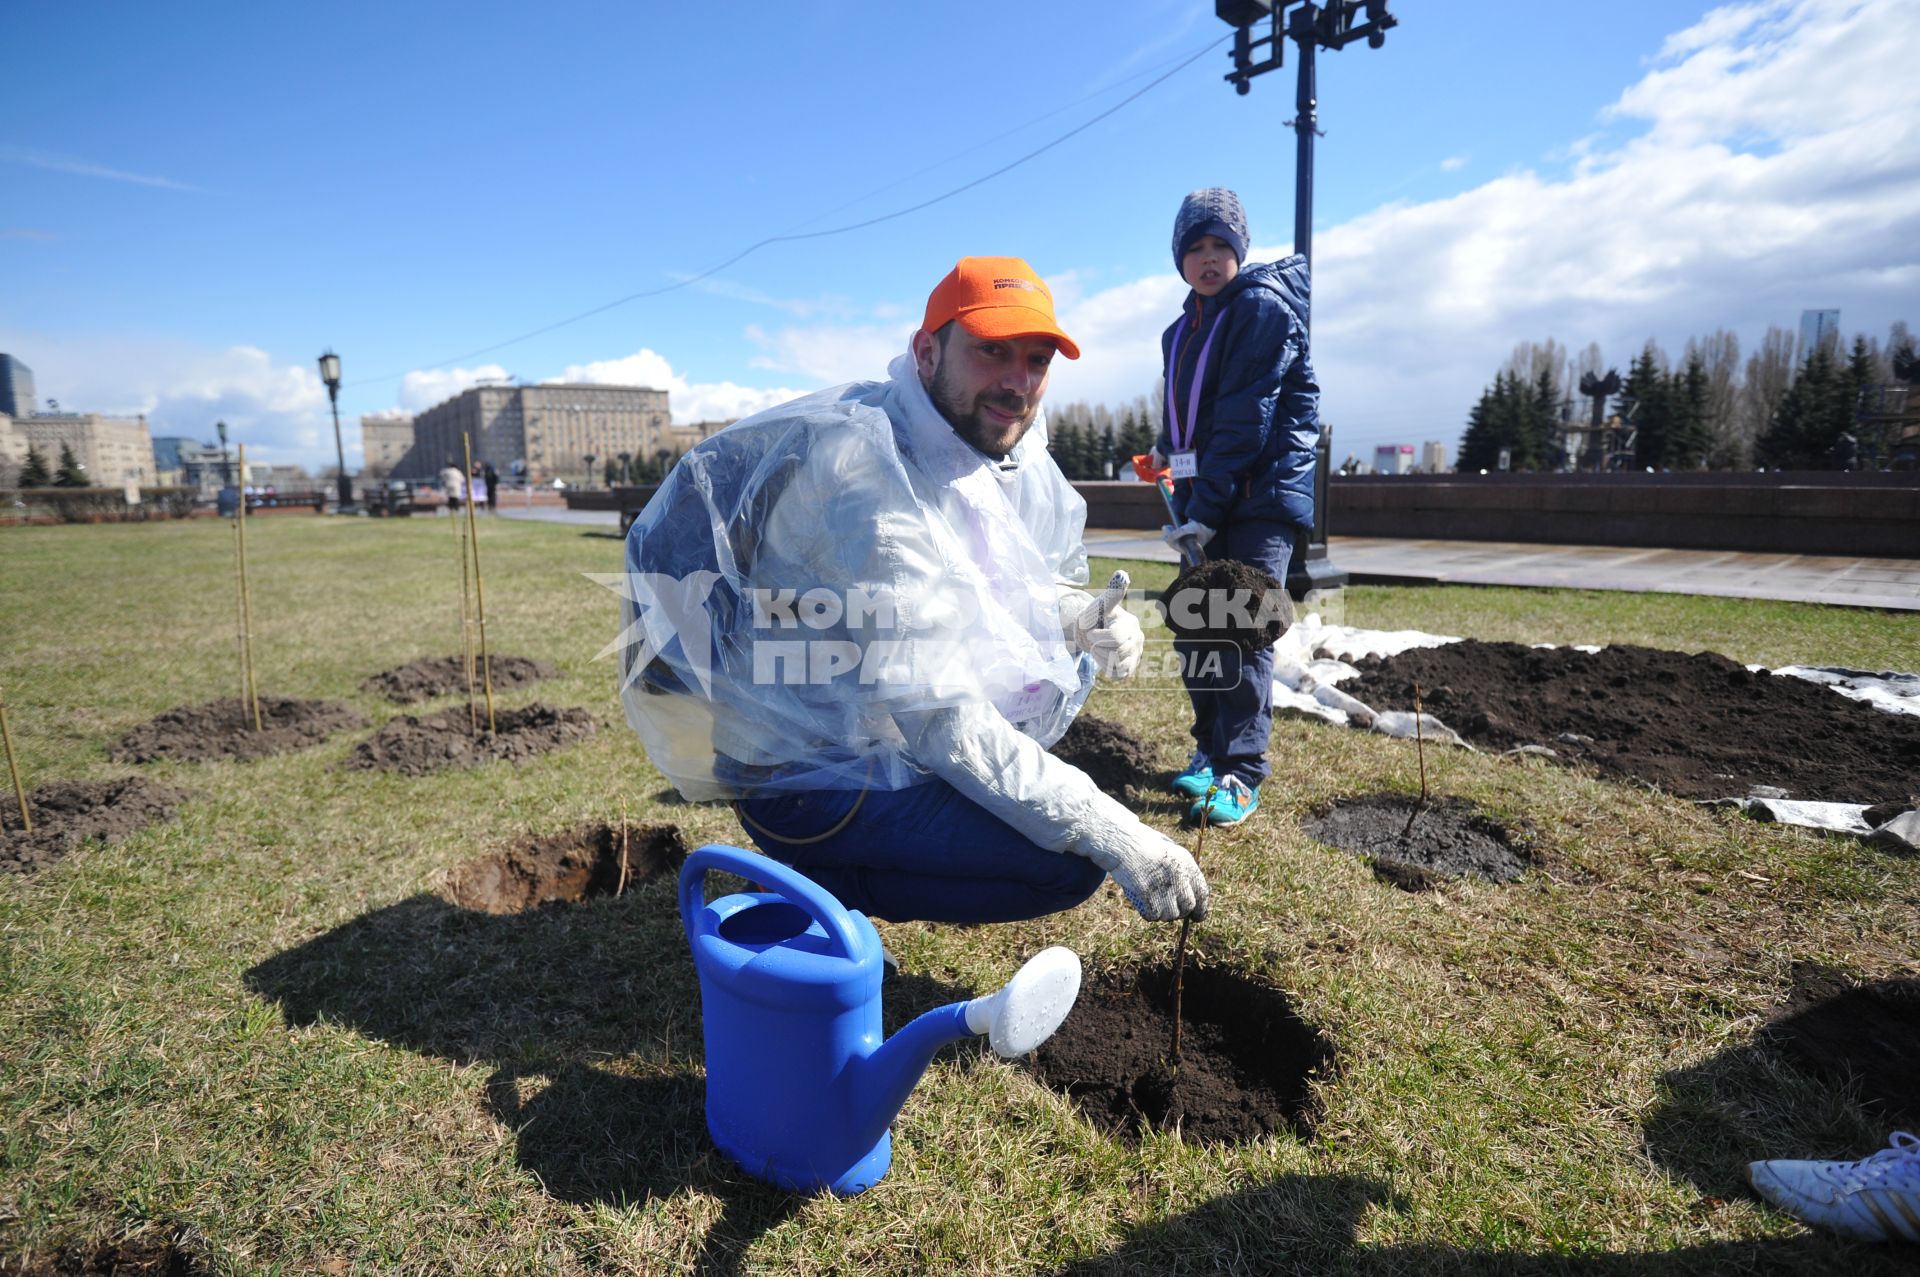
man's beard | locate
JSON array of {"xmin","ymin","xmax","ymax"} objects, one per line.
[{"xmin": 927, "ymin": 363, "xmax": 1037, "ymax": 460}]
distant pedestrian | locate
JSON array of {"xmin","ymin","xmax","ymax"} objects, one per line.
[
  {"xmin": 484, "ymin": 462, "xmax": 500, "ymax": 513},
  {"xmin": 439, "ymin": 461, "xmax": 465, "ymax": 514},
  {"xmin": 468, "ymin": 465, "xmax": 490, "ymax": 512}
]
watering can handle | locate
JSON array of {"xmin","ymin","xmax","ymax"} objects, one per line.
[{"xmin": 679, "ymin": 843, "xmax": 867, "ymax": 963}]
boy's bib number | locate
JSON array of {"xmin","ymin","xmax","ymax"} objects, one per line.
[{"xmin": 1169, "ymin": 450, "xmax": 1198, "ymax": 480}]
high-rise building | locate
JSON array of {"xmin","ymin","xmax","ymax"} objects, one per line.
[
  {"xmin": 1798, "ymin": 309, "xmax": 1840, "ymax": 365},
  {"xmin": 0, "ymin": 354, "xmax": 36, "ymax": 418},
  {"xmin": 1420, "ymin": 440, "xmax": 1447, "ymax": 473},
  {"xmin": 403, "ymin": 383, "xmax": 672, "ymax": 483},
  {"xmin": 1373, "ymin": 444, "xmax": 1415, "ymax": 475}
]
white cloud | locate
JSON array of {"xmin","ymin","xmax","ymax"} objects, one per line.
[
  {"xmin": 555, "ymin": 347, "xmax": 813, "ymax": 425},
  {"xmin": 398, "ymin": 364, "xmax": 511, "ymax": 412},
  {"xmin": 1024, "ymin": 0, "xmax": 1920, "ymax": 459},
  {"xmin": 744, "ymin": 321, "xmax": 917, "ymax": 385},
  {"xmin": 1439, "ymin": 155, "xmax": 1469, "ymax": 172},
  {"xmin": 0, "ymin": 145, "xmax": 197, "ymax": 191},
  {"xmin": 0, "ymin": 330, "xmax": 336, "ymax": 464}
]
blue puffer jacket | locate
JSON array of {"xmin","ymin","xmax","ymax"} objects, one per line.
[{"xmin": 1157, "ymin": 256, "xmax": 1319, "ymax": 532}]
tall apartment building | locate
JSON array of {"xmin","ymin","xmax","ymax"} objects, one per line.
[
  {"xmin": 1420, "ymin": 440, "xmax": 1447, "ymax": 473},
  {"xmin": 0, "ymin": 354, "xmax": 36, "ymax": 419},
  {"xmin": 359, "ymin": 412, "xmax": 416, "ymax": 479},
  {"xmin": 5, "ymin": 412, "xmax": 156, "ymax": 484},
  {"xmin": 404, "ymin": 383, "xmax": 672, "ymax": 483}
]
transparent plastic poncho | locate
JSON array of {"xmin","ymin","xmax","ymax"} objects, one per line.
[{"xmin": 617, "ymin": 353, "xmax": 1093, "ymax": 801}]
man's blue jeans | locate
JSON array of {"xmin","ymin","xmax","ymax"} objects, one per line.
[
  {"xmin": 736, "ymin": 780, "xmax": 1106, "ymax": 924},
  {"xmin": 1173, "ymin": 517, "xmax": 1297, "ymax": 788}
]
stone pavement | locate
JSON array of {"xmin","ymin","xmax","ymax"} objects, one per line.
[{"xmin": 1082, "ymin": 530, "xmax": 1920, "ymax": 612}]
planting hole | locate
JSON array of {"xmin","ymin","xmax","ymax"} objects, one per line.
[
  {"xmin": 1028, "ymin": 962, "xmax": 1332, "ymax": 1145},
  {"xmin": 109, "ymin": 697, "xmax": 368, "ymax": 765},
  {"xmin": 1303, "ymin": 793, "xmax": 1537, "ymax": 890},
  {"xmin": 347, "ymin": 702, "xmax": 596, "ymax": 776},
  {"xmin": 361, "ymin": 654, "xmax": 557, "ymax": 704},
  {"xmin": 442, "ymin": 822, "xmax": 687, "ymax": 913}
]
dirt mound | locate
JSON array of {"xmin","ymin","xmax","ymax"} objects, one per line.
[
  {"xmin": 345, "ymin": 703, "xmax": 595, "ymax": 776},
  {"xmin": 109, "ymin": 697, "xmax": 369, "ymax": 765},
  {"xmin": 4, "ymin": 1236, "xmax": 199, "ymax": 1275},
  {"xmin": 1302, "ymin": 793, "xmax": 1538, "ymax": 891},
  {"xmin": 2, "ymin": 777, "xmax": 194, "ymax": 875},
  {"xmin": 1028, "ymin": 962, "xmax": 1332, "ymax": 1145},
  {"xmin": 1345, "ymin": 641, "xmax": 1920, "ymax": 805},
  {"xmin": 361, "ymin": 654, "xmax": 558, "ymax": 704},
  {"xmin": 1156, "ymin": 558, "xmax": 1293, "ymax": 652},
  {"xmin": 1050, "ymin": 714, "xmax": 1162, "ymax": 795},
  {"xmin": 1765, "ymin": 963, "xmax": 1920, "ymax": 1128},
  {"xmin": 443, "ymin": 822, "xmax": 688, "ymax": 913}
]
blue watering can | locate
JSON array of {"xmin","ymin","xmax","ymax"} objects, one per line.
[{"xmin": 680, "ymin": 843, "xmax": 1082, "ymax": 1195}]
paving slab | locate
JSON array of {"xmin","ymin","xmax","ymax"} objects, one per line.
[{"xmin": 1081, "ymin": 530, "xmax": 1920, "ymax": 611}]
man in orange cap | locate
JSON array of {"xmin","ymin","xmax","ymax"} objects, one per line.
[{"xmin": 620, "ymin": 257, "xmax": 1205, "ymax": 931}]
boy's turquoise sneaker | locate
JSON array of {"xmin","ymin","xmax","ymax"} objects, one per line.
[
  {"xmin": 1170, "ymin": 751, "xmax": 1214, "ymax": 800},
  {"xmin": 1190, "ymin": 775, "xmax": 1259, "ymax": 826}
]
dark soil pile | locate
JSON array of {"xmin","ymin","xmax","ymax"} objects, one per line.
[
  {"xmin": 1302, "ymin": 793, "xmax": 1538, "ymax": 891},
  {"xmin": 1765, "ymin": 963, "xmax": 1920, "ymax": 1128},
  {"xmin": 361, "ymin": 654, "xmax": 558, "ymax": 704},
  {"xmin": 345, "ymin": 703, "xmax": 595, "ymax": 776},
  {"xmin": 3, "ymin": 1236, "xmax": 199, "ymax": 1275},
  {"xmin": 2, "ymin": 777, "xmax": 194, "ymax": 875},
  {"xmin": 443, "ymin": 822, "xmax": 688, "ymax": 913},
  {"xmin": 1028, "ymin": 962, "xmax": 1332, "ymax": 1145},
  {"xmin": 1050, "ymin": 714, "xmax": 1162, "ymax": 795},
  {"xmin": 1344, "ymin": 641, "xmax": 1920, "ymax": 805},
  {"xmin": 1156, "ymin": 559, "xmax": 1293, "ymax": 652},
  {"xmin": 109, "ymin": 697, "xmax": 369, "ymax": 764}
]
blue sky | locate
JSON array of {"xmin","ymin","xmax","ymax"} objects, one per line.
[{"xmin": 3, "ymin": 0, "xmax": 1915, "ymax": 469}]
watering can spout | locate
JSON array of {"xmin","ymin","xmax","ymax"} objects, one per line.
[{"xmin": 853, "ymin": 947, "xmax": 1083, "ymax": 1143}]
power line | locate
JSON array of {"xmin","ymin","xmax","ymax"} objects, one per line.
[{"xmin": 347, "ymin": 33, "xmax": 1231, "ymax": 392}]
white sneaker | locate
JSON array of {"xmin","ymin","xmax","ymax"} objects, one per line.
[{"xmin": 1748, "ymin": 1130, "xmax": 1920, "ymax": 1242}]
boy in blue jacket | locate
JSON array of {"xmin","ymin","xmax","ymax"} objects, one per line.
[{"xmin": 1155, "ymin": 187, "xmax": 1320, "ymax": 826}]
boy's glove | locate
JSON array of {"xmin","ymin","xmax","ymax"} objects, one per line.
[
  {"xmin": 1161, "ymin": 519, "xmax": 1214, "ymax": 553},
  {"xmin": 1058, "ymin": 570, "xmax": 1143, "ymax": 680}
]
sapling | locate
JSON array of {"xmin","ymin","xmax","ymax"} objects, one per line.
[
  {"xmin": 1169, "ymin": 784, "xmax": 1214, "ymax": 1067},
  {"xmin": 1401, "ymin": 680, "xmax": 1429, "ymax": 840},
  {"xmin": 451, "ymin": 476, "xmax": 478, "ymax": 730}
]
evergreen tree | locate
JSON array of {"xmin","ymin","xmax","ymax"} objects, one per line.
[
  {"xmin": 1457, "ymin": 383, "xmax": 1505, "ymax": 470},
  {"xmin": 1527, "ymin": 367, "xmax": 1560, "ymax": 470},
  {"xmin": 53, "ymin": 442, "xmax": 88, "ymax": 487},
  {"xmin": 1616, "ymin": 344, "xmax": 1670, "ymax": 469},
  {"xmin": 1758, "ymin": 345, "xmax": 1837, "ymax": 468},
  {"xmin": 17, "ymin": 444, "xmax": 50, "ymax": 488},
  {"xmin": 1666, "ymin": 353, "xmax": 1712, "ymax": 469},
  {"xmin": 1834, "ymin": 336, "xmax": 1875, "ymax": 467}
]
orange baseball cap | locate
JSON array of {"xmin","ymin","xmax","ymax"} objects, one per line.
[{"xmin": 922, "ymin": 256, "xmax": 1080, "ymax": 359}]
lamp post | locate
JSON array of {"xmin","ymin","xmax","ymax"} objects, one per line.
[
  {"xmin": 617, "ymin": 451, "xmax": 632, "ymax": 486},
  {"xmin": 1216, "ymin": 0, "xmax": 1396, "ymax": 598},
  {"xmin": 584, "ymin": 453, "xmax": 597, "ymax": 489},
  {"xmin": 317, "ymin": 350, "xmax": 353, "ymax": 512},
  {"xmin": 216, "ymin": 420, "xmax": 232, "ymax": 488}
]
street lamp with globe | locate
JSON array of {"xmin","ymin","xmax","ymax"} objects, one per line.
[{"xmin": 317, "ymin": 350, "xmax": 353, "ymax": 511}]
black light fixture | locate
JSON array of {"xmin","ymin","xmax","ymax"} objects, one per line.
[
  {"xmin": 216, "ymin": 419, "xmax": 231, "ymax": 487},
  {"xmin": 317, "ymin": 350, "xmax": 353, "ymax": 511}
]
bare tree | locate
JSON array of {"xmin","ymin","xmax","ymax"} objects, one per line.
[
  {"xmin": 1685, "ymin": 329, "xmax": 1743, "ymax": 468},
  {"xmin": 1740, "ymin": 325, "xmax": 1797, "ymax": 466}
]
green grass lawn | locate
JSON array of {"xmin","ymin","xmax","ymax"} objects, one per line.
[{"xmin": 2, "ymin": 517, "xmax": 1916, "ymax": 1275}]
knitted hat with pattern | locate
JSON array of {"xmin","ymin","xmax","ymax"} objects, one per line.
[{"xmin": 1172, "ymin": 187, "xmax": 1249, "ymax": 269}]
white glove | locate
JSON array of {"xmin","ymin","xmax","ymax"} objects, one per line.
[
  {"xmin": 1058, "ymin": 570, "xmax": 1144, "ymax": 681},
  {"xmin": 1076, "ymin": 824, "xmax": 1209, "ymax": 922},
  {"xmin": 1161, "ymin": 519, "xmax": 1215, "ymax": 554}
]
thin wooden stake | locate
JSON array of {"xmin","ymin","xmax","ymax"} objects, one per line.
[
  {"xmin": 452, "ymin": 477, "xmax": 478, "ymax": 731},
  {"xmin": 1, "ymin": 685, "xmax": 30, "ymax": 834},
  {"xmin": 234, "ymin": 445, "xmax": 263, "ymax": 731},
  {"xmin": 462, "ymin": 434, "xmax": 496, "ymax": 735},
  {"xmin": 1170, "ymin": 785, "xmax": 1214, "ymax": 1067}
]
